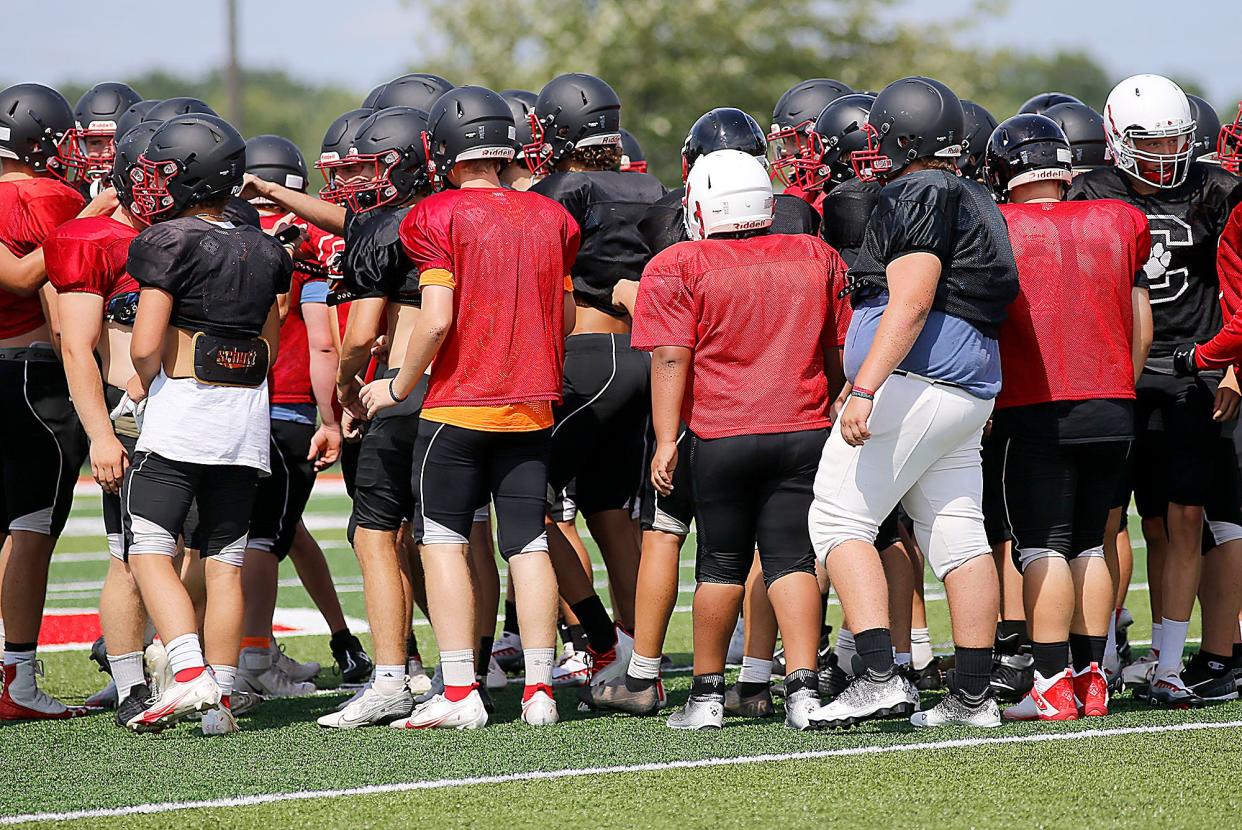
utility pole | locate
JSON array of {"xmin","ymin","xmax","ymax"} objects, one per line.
[{"xmin": 226, "ymin": 0, "xmax": 243, "ymax": 131}]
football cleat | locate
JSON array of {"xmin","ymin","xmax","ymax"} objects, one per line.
[
  {"xmin": 579, "ymin": 677, "xmax": 666, "ymax": 716},
  {"xmin": 911, "ymin": 689, "xmax": 1001, "ymax": 728},
  {"xmin": 330, "ymin": 632, "xmax": 373, "ymax": 687},
  {"xmin": 237, "ymin": 654, "xmax": 317, "ymax": 698},
  {"xmin": 1115, "ymin": 607, "xmax": 1135, "ymax": 666},
  {"xmin": 127, "ymin": 670, "xmax": 221, "ymax": 733},
  {"xmin": 89, "ymin": 636, "xmax": 111, "ymax": 675},
  {"xmin": 407, "ymin": 658, "xmax": 432, "ymax": 697},
  {"xmin": 1121, "ymin": 652, "xmax": 1158, "ymax": 688},
  {"xmin": 666, "ymin": 693, "xmax": 725, "ymax": 730},
  {"xmin": 588, "ymin": 625, "xmax": 635, "ymax": 688},
  {"xmin": 317, "ymin": 684, "xmax": 413, "ymax": 729},
  {"xmin": 415, "ymin": 664, "xmax": 445, "ymax": 704},
  {"xmin": 521, "ymin": 685, "xmax": 560, "ymax": 725},
  {"xmin": 1003, "ymin": 669, "xmax": 1078, "ymax": 722},
  {"xmin": 551, "ymin": 646, "xmax": 591, "ymax": 687},
  {"xmin": 818, "ymin": 651, "xmax": 851, "ymax": 702},
  {"xmin": 86, "ymin": 679, "xmax": 119, "ymax": 710},
  {"xmin": 912, "ymin": 656, "xmax": 944, "ymax": 691},
  {"xmin": 144, "ymin": 642, "xmax": 172, "ymax": 697},
  {"xmin": 272, "ymin": 641, "xmax": 320, "ymax": 683},
  {"xmin": 491, "ymin": 631, "xmax": 524, "ymax": 673},
  {"xmin": 1148, "ymin": 671, "xmax": 1205, "ymax": 709},
  {"xmin": 807, "ymin": 669, "xmax": 916, "ymax": 729},
  {"xmin": 1181, "ymin": 668, "xmax": 1239, "ymax": 703},
  {"xmin": 784, "ymin": 687, "xmax": 821, "ymax": 731},
  {"xmin": 230, "ymin": 689, "xmax": 261, "ymax": 717},
  {"xmin": 990, "ymin": 652, "xmax": 1034, "ymax": 702},
  {"xmin": 1073, "ymin": 663, "xmax": 1109, "ymax": 717},
  {"xmin": 0, "ymin": 662, "xmax": 93, "ymax": 721},
  {"xmin": 115, "ymin": 682, "xmax": 150, "ymax": 729},
  {"xmin": 201, "ymin": 704, "xmax": 239, "ymax": 735},
  {"xmin": 391, "ymin": 689, "xmax": 488, "ymax": 730},
  {"xmin": 723, "ymin": 682, "xmax": 775, "ymax": 718},
  {"xmin": 485, "ymin": 656, "xmax": 508, "ymax": 691}
]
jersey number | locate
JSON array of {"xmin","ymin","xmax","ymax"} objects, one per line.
[{"xmin": 1144, "ymin": 214, "xmax": 1193, "ymax": 305}]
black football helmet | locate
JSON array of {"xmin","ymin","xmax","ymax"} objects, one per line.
[
  {"xmin": 427, "ymin": 86, "xmax": 516, "ymax": 187},
  {"xmin": 245, "ymin": 134, "xmax": 309, "ymax": 192},
  {"xmin": 958, "ymin": 100, "xmax": 998, "ymax": 181},
  {"xmin": 114, "ymin": 100, "xmax": 162, "ymax": 144},
  {"xmin": 619, "ymin": 129, "xmax": 646, "ymax": 173},
  {"xmin": 984, "ymin": 114, "xmax": 1073, "ymax": 199},
  {"xmin": 362, "ymin": 83, "xmax": 386, "ymax": 109},
  {"xmin": 142, "ymin": 97, "xmax": 217, "ymax": 124},
  {"xmin": 794, "ymin": 93, "xmax": 876, "ymax": 191},
  {"xmin": 1186, "ymin": 94, "xmax": 1221, "ymax": 162},
  {"xmin": 1042, "ymin": 102, "xmax": 1109, "ymax": 173},
  {"xmin": 131, "ymin": 114, "xmax": 246, "ymax": 221},
  {"xmin": 374, "ymin": 73, "xmax": 455, "ymax": 112},
  {"xmin": 682, "ymin": 107, "xmax": 768, "ymax": 182},
  {"xmin": 500, "ymin": 89, "xmax": 538, "ymax": 156},
  {"xmin": 0, "ymin": 83, "xmax": 76, "ymax": 181},
  {"xmin": 525, "ymin": 73, "xmax": 621, "ymax": 176},
  {"xmin": 111, "ymin": 121, "xmax": 161, "ymax": 219},
  {"xmin": 851, "ymin": 77, "xmax": 965, "ymax": 181},
  {"xmin": 61, "ymin": 82, "xmax": 143, "ymax": 181},
  {"xmin": 316, "ymin": 108, "xmax": 375, "ymax": 203},
  {"xmin": 1018, "ymin": 92, "xmax": 1083, "ymax": 116},
  {"xmin": 319, "ymin": 107, "xmax": 430, "ymax": 212},
  {"xmin": 768, "ymin": 78, "xmax": 853, "ymax": 184}
]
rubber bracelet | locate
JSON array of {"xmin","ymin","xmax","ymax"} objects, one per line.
[
  {"xmin": 388, "ymin": 377, "xmax": 407, "ymax": 403},
  {"xmin": 850, "ymin": 386, "xmax": 876, "ymax": 400}
]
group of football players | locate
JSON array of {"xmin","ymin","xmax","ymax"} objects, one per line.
[{"xmin": 0, "ymin": 64, "xmax": 1241, "ymax": 737}]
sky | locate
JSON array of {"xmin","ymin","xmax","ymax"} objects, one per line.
[{"xmin": 1, "ymin": 0, "xmax": 1238, "ymax": 107}]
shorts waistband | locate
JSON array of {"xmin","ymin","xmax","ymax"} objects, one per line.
[
  {"xmin": 565, "ymin": 332, "xmax": 632, "ymax": 353},
  {"xmin": 891, "ymin": 369, "xmax": 963, "ymax": 390},
  {"xmin": 0, "ymin": 345, "xmax": 58, "ymax": 363}
]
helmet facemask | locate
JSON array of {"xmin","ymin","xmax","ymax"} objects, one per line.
[
  {"xmin": 316, "ymin": 149, "xmax": 404, "ymax": 213},
  {"xmin": 130, "ymin": 155, "xmax": 183, "ymax": 220},
  {"xmin": 58, "ymin": 123, "xmax": 118, "ymax": 184},
  {"xmin": 1107, "ymin": 119, "xmax": 1196, "ymax": 189},
  {"xmin": 1218, "ymin": 104, "xmax": 1242, "ymax": 175}
]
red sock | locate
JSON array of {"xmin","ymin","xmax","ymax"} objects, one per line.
[
  {"xmin": 444, "ymin": 683, "xmax": 476, "ymax": 703},
  {"xmin": 221, "ymin": 695, "xmax": 232, "ymax": 710},
  {"xmin": 174, "ymin": 666, "xmax": 205, "ymax": 683},
  {"xmin": 523, "ymin": 683, "xmax": 553, "ymax": 702}
]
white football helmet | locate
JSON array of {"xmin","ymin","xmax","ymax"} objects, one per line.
[
  {"xmin": 1103, "ymin": 74, "xmax": 1196, "ymax": 189},
  {"xmin": 682, "ymin": 149, "xmax": 774, "ymax": 241}
]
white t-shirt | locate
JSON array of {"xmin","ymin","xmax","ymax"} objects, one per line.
[{"xmin": 136, "ymin": 371, "xmax": 272, "ymax": 473}]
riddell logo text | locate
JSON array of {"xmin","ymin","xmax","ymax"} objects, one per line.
[{"xmin": 216, "ymin": 348, "xmax": 259, "ymax": 370}]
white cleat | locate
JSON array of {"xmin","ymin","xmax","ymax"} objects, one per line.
[
  {"xmin": 784, "ymin": 688, "xmax": 821, "ymax": 731},
  {"xmin": 911, "ymin": 690, "xmax": 1001, "ymax": 728},
  {"xmin": 552, "ymin": 646, "xmax": 591, "ymax": 688},
  {"xmin": 407, "ymin": 658, "xmax": 433, "ymax": 697},
  {"xmin": 589, "ymin": 625, "xmax": 635, "ymax": 688},
  {"xmin": 491, "ymin": 631, "xmax": 524, "ymax": 673},
  {"xmin": 127, "ymin": 670, "xmax": 221, "ymax": 733},
  {"xmin": 667, "ymin": 693, "xmax": 724, "ymax": 730},
  {"xmin": 391, "ymin": 689, "xmax": 488, "ymax": 730},
  {"xmin": 317, "ymin": 685, "xmax": 413, "ymax": 729},
  {"xmin": 486, "ymin": 656, "xmax": 509, "ymax": 691},
  {"xmin": 520, "ymin": 687, "xmax": 560, "ymax": 726},
  {"xmin": 272, "ymin": 641, "xmax": 320, "ymax": 683},
  {"xmin": 201, "ymin": 704, "xmax": 239, "ymax": 735},
  {"xmin": 144, "ymin": 643, "xmax": 172, "ymax": 697}
]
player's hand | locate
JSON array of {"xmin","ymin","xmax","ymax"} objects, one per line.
[
  {"xmin": 309, "ymin": 423, "xmax": 342, "ymax": 470},
  {"xmin": 611, "ymin": 279, "xmax": 639, "ymax": 315},
  {"xmin": 359, "ymin": 377, "xmax": 404, "ymax": 420},
  {"xmin": 79, "ymin": 187, "xmax": 119, "ymax": 218},
  {"xmin": 239, "ymin": 173, "xmax": 272, "ymax": 201},
  {"xmin": 336, "ymin": 377, "xmax": 367, "ymax": 420},
  {"xmin": 1171, "ymin": 343, "xmax": 1200, "ymax": 377},
  {"xmin": 1214, "ymin": 384, "xmax": 1240, "ymax": 422},
  {"xmin": 371, "ymin": 335, "xmax": 389, "ymax": 362},
  {"xmin": 125, "ymin": 373, "xmax": 148, "ymax": 405},
  {"xmin": 341, "ymin": 409, "xmax": 364, "ymax": 442},
  {"xmin": 839, "ymin": 394, "xmax": 873, "ymax": 446},
  {"xmin": 650, "ymin": 440, "xmax": 678, "ymax": 497},
  {"xmin": 90, "ymin": 434, "xmax": 129, "ymax": 495}
]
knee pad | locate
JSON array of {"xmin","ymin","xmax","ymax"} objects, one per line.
[{"xmin": 127, "ymin": 515, "xmax": 178, "ymax": 557}]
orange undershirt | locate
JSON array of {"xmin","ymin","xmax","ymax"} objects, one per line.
[{"xmin": 417, "ymin": 268, "xmax": 571, "ymax": 433}]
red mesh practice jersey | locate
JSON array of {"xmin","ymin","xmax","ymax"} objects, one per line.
[
  {"xmin": 1197, "ymin": 205, "xmax": 1242, "ymax": 369},
  {"xmin": 399, "ymin": 187, "xmax": 580, "ymax": 408},
  {"xmin": 259, "ymin": 211, "xmax": 332, "ymax": 404},
  {"xmin": 0, "ymin": 176, "xmax": 85, "ymax": 338},
  {"xmin": 996, "ymin": 200, "xmax": 1150, "ymax": 408},
  {"xmin": 631, "ymin": 233, "xmax": 848, "ymax": 439},
  {"xmin": 43, "ymin": 216, "xmax": 138, "ymax": 301}
]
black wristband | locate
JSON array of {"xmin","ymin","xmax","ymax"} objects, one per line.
[{"xmin": 388, "ymin": 377, "xmax": 407, "ymax": 403}]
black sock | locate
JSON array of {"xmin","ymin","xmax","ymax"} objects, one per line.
[
  {"xmin": 953, "ymin": 646, "xmax": 993, "ymax": 698},
  {"xmin": 783, "ymin": 668, "xmax": 817, "ymax": 697},
  {"xmin": 1032, "ymin": 641, "xmax": 1069, "ymax": 678},
  {"xmin": 405, "ymin": 633, "xmax": 419, "ymax": 661},
  {"xmin": 3, "ymin": 640, "xmax": 36, "ymax": 653},
  {"xmin": 691, "ymin": 673, "xmax": 725, "ymax": 697},
  {"xmin": 1233, "ymin": 643, "xmax": 1242, "ymax": 668},
  {"xmin": 569, "ymin": 596, "xmax": 616, "ymax": 653},
  {"xmin": 503, "ymin": 601, "xmax": 520, "ymax": 636},
  {"xmin": 329, "ymin": 627, "xmax": 350, "ymax": 639},
  {"xmin": 1069, "ymin": 634, "xmax": 1107, "ymax": 672},
  {"xmin": 625, "ymin": 673, "xmax": 657, "ymax": 692},
  {"xmin": 994, "ymin": 620, "xmax": 1027, "ymax": 656},
  {"xmin": 854, "ymin": 628, "xmax": 895, "ymax": 675},
  {"xmin": 568, "ymin": 625, "xmax": 589, "ymax": 652},
  {"xmin": 1185, "ymin": 650, "xmax": 1232, "ymax": 684},
  {"xmin": 476, "ymin": 636, "xmax": 494, "ymax": 676},
  {"xmin": 819, "ymin": 593, "xmax": 830, "ymax": 627}
]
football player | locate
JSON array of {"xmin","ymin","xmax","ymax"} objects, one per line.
[
  {"xmin": 1069, "ymin": 74, "xmax": 1242, "ymax": 706},
  {"xmin": 619, "ymin": 129, "xmax": 647, "ymax": 173},
  {"xmin": 957, "ymin": 100, "xmax": 997, "ymax": 182},
  {"xmin": 61, "ymin": 82, "xmax": 142, "ymax": 198},
  {"xmin": 767, "ymin": 78, "xmax": 853, "ymax": 209},
  {"xmin": 985, "ymin": 114, "xmax": 1153, "ymax": 720},
  {"xmin": 371, "ymin": 73, "xmax": 454, "ymax": 112},
  {"xmin": 1042, "ymin": 102, "xmax": 1110, "ymax": 176},
  {"xmin": 122, "ymin": 113, "xmax": 293, "ymax": 733},
  {"xmin": 361, "ymin": 85, "xmax": 580, "ymax": 728},
  {"xmin": 499, "ymin": 90, "xmax": 538, "ymax": 191},
  {"xmin": 1017, "ymin": 92, "xmax": 1083, "ymax": 115}
]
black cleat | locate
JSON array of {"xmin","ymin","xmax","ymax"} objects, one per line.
[
  {"xmin": 89, "ymin": 636, "xmax": 112, "ymax": 675},
  {"xmin": 330, "ymin": 632, "xmax": 374, "ymax": 687},
  {"xmin": 990, "ymin": 653, "xmax": 1034, "ymax": 702},
  {"xmin": 912, "ymin": 656, "xmax": 944, "ymax": 691},
  {"xmin": 477, "ymin": 684, "xmax": 495, "ymax": 714},
  {"xmin": 115, "ymin": 682, "xmax": 150, "ymax": 729},
  {"xmin": 723, "ymin": 683, "xmax": 775, "ymax": 717},
  {"xmin": 578, "ymin": 678, "xmax": 666, "ymax": 716},
  {"xmin": 818, "ymin": 651, "xmax": 851, "ymax": 702}
]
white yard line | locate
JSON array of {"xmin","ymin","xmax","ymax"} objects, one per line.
[{"xmin": 4, "ymin": 719, "xmax": 1240, "ymax": 826}]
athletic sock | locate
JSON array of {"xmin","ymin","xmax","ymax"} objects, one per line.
[
  {"xmin": 1104, "ymin": 612, "xmax": 1119, "ymax": 665},
  {"xmin": 835, "ymin": 628, "xmax": 857, "ymax": 669},
  {"xmin": 373, "ymin": 664, "xmax": 405, "ymax": 696},
  {"xmin": 894, "ymin": 652, "xmax": 912, "ymax": 667},
  {"xmin": 784, "ymin": 668, "xmax": 817, "ymax": 696},
  {"xmin": 1183, "ymin": 650, "xmax": 1232, "ymax": 685},
  {"xmin": 1069, "ymin": 634, "xmax": 1107, "ymax": 672},
  {"xmin": 625, "ymin": 652, "xmax": 661, "ymax": 692},
  {"xmin": 691, "ymin": 673, "xmax": 725, "ymax": 698},
  {"xmin": 503, "ymin": 601, "xmax": 520, "ymax": 636},
  {"xmin": 476, "ymin": 636, "xmax": 494, "ymax": 676},
  {"xmin": 108, "ymin": 651, "xmax": 146, "ymax": 700},
  {"xmin": 953, "ymin": 646, "xmax": 993, "ymax": 698},
  {"xmin": 736, "ymin": 656, "xmax": 773, "ymax": 698},
  {"xmin": 854, "ymin": 628, "xmax": 895, "ymax": 675},
  {"xmin": 911, "ymin": 627, "xmax": 933, "ymax": 669},
  {"xmin": 1150, "ymin": 622, "xmax": 1163, "ymax": 659},
  {"xmin": 441, "ymin": 649, "xmax": 476, "ymax": 702},
  {"xmin": 1032, "ymin": 641, "xmax": 1070, "ymax": 678},
  {"xmin": 406, "ymin": 633, "xmax": 420, "ymax": 662},
  {"xmin": 819, "ymin": 593, "xmax": 830, "ymax": 627},
  {"xmin": 211, "ymin": 665, "xmax": 236, "ymax": 708},
  {"xmin": 1156, "ymin": 618, "xmax": 1189, "ymax": 676},
  {"xmin": 569, "ymin": 596, "xmax": 616, "ymax": 653},
  {"xmin": 165, "ymin": 633, "xmax": 205, "ymax": 682},
  {"xmin": 330, "ymin": 627, "xmax": 350, "ymax": 639},
  {"xmin": 1232, "ymin": 642, "xmax": 1242, "ymax": 671},
  {"xmin": 239, "ymin": 636, "xmax": 271, "ymax": 652},
  {"xmin": 3, "ymin": 644, "xmax": 36, "ymax": 666},
  {"xmin": 523, "ymin": 647, "xmax": 555, "ymax": 689}
]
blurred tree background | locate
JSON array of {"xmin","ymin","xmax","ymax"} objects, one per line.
[{"xmin": 54, "ymin": 0, "xmax": 1219, "ymax": 185}]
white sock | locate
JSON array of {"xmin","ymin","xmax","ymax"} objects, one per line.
[
  {"xmin": 524, "ymin": 647, "xmax": 555, "ymax": 687},
  {"xmin": 211, "ymin": 665, "xmax": 236, "ymax": 698},
  {"xmin": 835, "ymin": 628, "xmax": 857, "ymax": 674},
  {"xmin": 239, "ymin": 646, "xmax": 273, "ymax": 673},
  {"xmin": 627, "ymin": 652, "xmax": 662, "ymax": 680},
  {"xmin": 108, "ymin": 651, "xmax": 146, "ymax": 700},
  {"xmin": 440, "ymin": 649, "xmax": 475, "ymax": 688},
  {"xmin": 894, "ymin": 652, "xmax": 912, "ymax": 667},
  {"xmin": 1150, "ymin": 622, "xmax": 1163, "ymax": 658},
  {"xmin": 738, "ymin": 656, "xmax": 772, "ymax": 684},
  {"xmin": 374, "ymin": 664, "xmax": 405, "ymax": 695},
  {"xmin": 911, "ymin": 627, "xmax": 932, "ymax": 669},
  {"xmin": 3, "ymin": 648, "xmax": 35, "ymax": 667},
  {"xmin": 1157, "ymin": 618, "xmax": 1189, "ymax": 676},
  {"xmin": 164, "ymin": 633, "xmax": 204, "ymax": 677},
  {"xmin": 1104, "ymin": 612, "xmax": 1118, "ymax": 664}
]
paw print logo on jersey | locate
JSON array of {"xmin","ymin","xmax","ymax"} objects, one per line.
[{"xmin": 1143, "ymin": 214, "xmax": 1193, "ymax": 305}]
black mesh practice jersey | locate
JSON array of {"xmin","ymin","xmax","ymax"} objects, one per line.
[
  {"xmin": 128, "ymin": 217, "xmax": 292, "ymax": 338},
  {"xmin": 532, "ymin": 170, "xmax": 666, "ymax": 316},
  {"xmin": 639, "ymin": 187, "xmax": 821, "ymax": 258},
  {"xmin": 222, "ymin": 197, "xmax": 262, "ymax": 229},
  {"xmin": 341, "ymin": 205, "xmax": 418, "ymax": 306},
  {"xmin": 1068, "ymin": 164, "xmax": 1242, "ymax": 368},
  {"xmin": 849, "ymin": 169, "xmax": 1019, "ymax": 338},
  {"xmin": 820, "ymin": 177, "xmax": 883, "ymax": 267}
]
